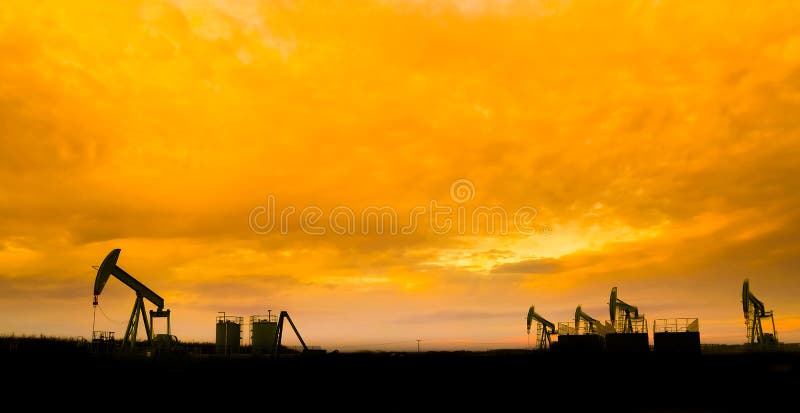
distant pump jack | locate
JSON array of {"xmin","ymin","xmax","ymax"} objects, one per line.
[
  {"xmin": 526, "ymin": 305, "xmax": 556, "ymax": 350},
  {"xmin": 742, "ymin": 279, "xmax": 779, "ymax": 346},
  {"xmin": 609, "ymin": 287, "xmax": 647, "ymax": 334},
  {"xmin": 575, "ymin": 305, "xmax": 604, "ymax": 335}
]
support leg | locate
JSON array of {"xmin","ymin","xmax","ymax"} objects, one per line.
[
  {"xmin": 285, "ymin": 313, "xmax": 308, "ymax": 349},
  {"xmin": 140, "ymin": 300, "xmax": 152, "ymax": 345},
  {"xmin": 273, "ymin": 316, "xmax": 284, "ymax": 358},
  {"xmin": 772, "ymin": 316, "xmax": 777, "ymax": 341},
  {"xmin": 123, "ymin": 298, "xmax": 140, "ymax": 350}
]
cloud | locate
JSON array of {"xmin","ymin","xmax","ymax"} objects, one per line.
[
  {"xmin": 395, "ymin": 310, "xmax": 521, "ymax": 324},
  {"xmin": 0, "ymin": 274, "xmax": 87, "ymax": 300},
  {"xmin": 491, "ymin": 258, "xmax": 561, "ymax": 275}
]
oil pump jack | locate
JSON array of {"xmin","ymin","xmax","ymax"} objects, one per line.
[
  {"xmin": 742, "ymin": 279, "xmax": 778, "ymax": 345},
  {"xmin": 575, "ymin": 305, "xmax": 606, "ymax": 335},
  {"xmin": 606, "ymin": 287, "xmax": 649, "ymax": 352},
  {"xmin": 526, "ymin": 305, "xmax": 557, "ymax": 350},
  {"xmin": 93, "ymin": 249, "xmax": 177, "ymax": 351},
  {"xmin": 554, "ymin": 305, "xmax": 610, "ymax": 352},
  {"xmin": 609, "ymin": 287, "xmax": 646, "ymax": 333}
]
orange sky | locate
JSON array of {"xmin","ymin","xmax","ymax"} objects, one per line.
[{"xmin": 2, "ymin": 0, "xmax": 800, "ymax": 350}]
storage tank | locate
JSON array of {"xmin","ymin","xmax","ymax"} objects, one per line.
[
  {"xmin": 251, "ymin": 315, "xmax": 279, "ymax": 354},
  {"xmin": 216, "ymin": 315, "xmax": 242, "ymax": 354}
]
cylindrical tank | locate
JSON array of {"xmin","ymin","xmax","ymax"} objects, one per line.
[
  {"xmin": 251, "ymin": 320, "xmax": 278, "ymax": 354},
  {"xmin": 216, "ymin": 320, "xmax": 241, "ymax": 354}
]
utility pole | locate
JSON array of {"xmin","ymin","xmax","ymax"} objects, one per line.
[{"xmin": 416, "ymin": 339, "xmax": 422, "ymax": 353}]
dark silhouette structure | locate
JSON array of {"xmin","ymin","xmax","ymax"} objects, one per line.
[
  {"xmin": 556, "ymin": 305, "xmax": 609, "ymax": 352},
  {"xmin": 273, "ymin": 310, "xmax": 324, "ymax": 357},
  {"xmin": 526, "ymin": 305, "xmax": 556, "ymax": 350},
  {"xmin": 742, "ymin": 278, "xmax": 779, "ymax": 346},
  {"xmin": 606, "ymin": 287, "xmax": 649, "ymax": 352},
  {"xmin": 93, "ymin": 249, "xmax": 177, "ymax": 351},
  {"xmin": 653, "ymin": 318, "xmax": 701, "ymax": 353}
]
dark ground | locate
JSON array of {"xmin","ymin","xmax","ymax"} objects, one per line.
[{"xmin": 3, "ymin": 338, "xmax": 798, "ymax": 411}]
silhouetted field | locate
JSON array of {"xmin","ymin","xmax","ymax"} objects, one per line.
[{"xmin": 3, "ymin": 336, "xmax": 797, "ymax": 411}]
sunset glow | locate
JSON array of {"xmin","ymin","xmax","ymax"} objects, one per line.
[{"xmin": 2, "ymin": 0, "xmax": 799, "ymax": 349}]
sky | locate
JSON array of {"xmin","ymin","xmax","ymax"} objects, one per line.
[{"xmin": 1, "ymin": 0, "xmax": 799, "ymax": 350}]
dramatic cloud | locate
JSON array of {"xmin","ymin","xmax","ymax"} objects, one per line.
[{"xmin": 492, "ymin": 258, "xmax": 561, "ymax": 275}]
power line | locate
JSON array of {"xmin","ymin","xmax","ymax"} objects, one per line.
[{"xmin": 96, "ymin": 304, "xmax": 123, "ymax": 325}]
